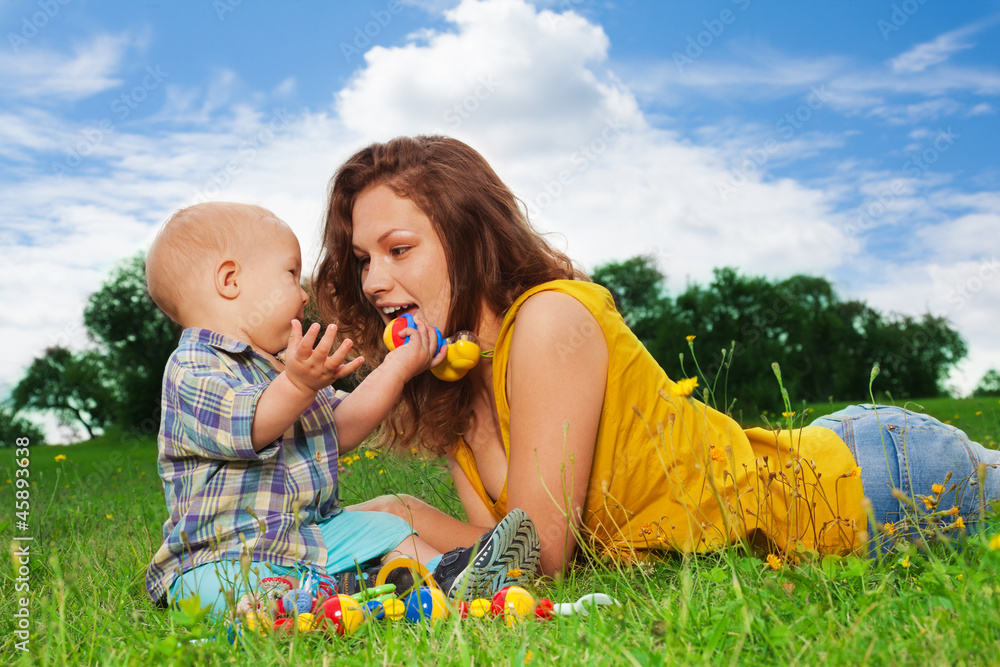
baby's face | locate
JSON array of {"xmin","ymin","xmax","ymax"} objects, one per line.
[{"xmin": 237, "ymin": 220, "xmax": 309, "ymax": 355}]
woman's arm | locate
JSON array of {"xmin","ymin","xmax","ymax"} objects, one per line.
[{"xmin": 503, "ymin": 291, "xmax": 608, "ymax": 576}]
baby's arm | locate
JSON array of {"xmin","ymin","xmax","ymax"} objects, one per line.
[
  {"xmin": 250, "ymin": 321, "xmax": 363, "ymax": 451},
  {"xmin": 334, "ymin": 317, "xmax": 446, "ymax": 452}
]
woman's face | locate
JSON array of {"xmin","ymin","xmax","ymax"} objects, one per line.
[{"xmin": 351, "ymin": 184, "xmax": 453, "ymax": 332}]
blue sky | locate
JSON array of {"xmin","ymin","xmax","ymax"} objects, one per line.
[{"xmin": 2, "ymin": 0, "xmax": 999, "ymax": 441}]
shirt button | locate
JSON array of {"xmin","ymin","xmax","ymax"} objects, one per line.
[{"xmin": 315, "ymin": 451, "xmax": 322, "ymax": 463}]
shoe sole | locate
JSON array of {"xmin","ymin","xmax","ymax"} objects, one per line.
[{"xmin": 446, "ymin": 508, "xmax": 541, "ymax": 600}]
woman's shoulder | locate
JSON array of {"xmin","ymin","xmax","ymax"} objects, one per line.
[{"xmin": 506, "ymin": 280, "xmax": 612, "ymax": 326}]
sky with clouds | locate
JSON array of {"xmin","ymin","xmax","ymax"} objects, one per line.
[{"xmin": 2, "ymin": 0, "xmax": 999, "ymax": 441}]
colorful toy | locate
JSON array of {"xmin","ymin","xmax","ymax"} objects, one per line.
[
  {"xmin": 226, "ymin": 574, "xmax": 619, "ymax": 642},
  {"xmin": 383, "ymin": 313, "xmax": 481, "ymax": 381},
  {"xmin": 534, "ymin": 598, "xmax": 555, "ymax": 620},
  {"xmin": 243, "ymin": 611, "xmax": 271, "ymax": 634},
  {"xmin": 362, "ymin": 599, "xmax": 385, "ymax": 620},
  {"xmin": 296, "ymin": 612, "xmax": 317, "ymax": 632},
  {"xmin": 551, "ymin": 592, "xmax": 620, "ymax": 616},
  {"xmin": 403, "ymin": 586, "xmax": 451, "ymax": 623},
  {"xmin": 491, "ymin": 586, "xmax": 536, "ymax": 627},
  {"xmin": 375, "ymin": 557, "xmax": 434, "ymax": 597},
  {"xmin": 281, "ymin": 589, "xmax": 313, "ymax": 617},
  {"xmin": 468, "ymin": 598, "xmax": 492, "ymax": 618},
  {"xmin": 381, "ymin": 598, "xmax": 406, "ymax": 621},
  {"xmin": 317, "ymin": 594, "xmax": 365, "ymax": 636},
  {"xmin": 272, "ymin": 617, "xmax": 294, "ymax": 633}
]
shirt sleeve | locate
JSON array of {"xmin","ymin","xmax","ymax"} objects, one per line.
[
  {"xmin": 168, "ymin": 360, "xmax": 281, "ymax": 461},
  {"xmin": 298, "ymin": 387, "xmax": 346, "ymax": 438}
]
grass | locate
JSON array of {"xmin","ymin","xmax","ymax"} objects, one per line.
[{"xmin": 1, "ymin": 397, "xmax": 999, "ymax": 665}]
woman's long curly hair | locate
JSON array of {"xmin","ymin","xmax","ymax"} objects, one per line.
[{"xmin": 315, "ymin": 135, "xmax": 584, "ymax": 454}]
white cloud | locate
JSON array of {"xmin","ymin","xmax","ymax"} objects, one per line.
[
  {"xmin": 890, "ymin": 24, "xmax": 980, "ymax": 74},
  {"xmin": 333, "ymin": 0, "xmax": 847, "ymax": 285},
  {"xmin": 0, "ymin": 33, "xmax": 131, "ymax": 101}
]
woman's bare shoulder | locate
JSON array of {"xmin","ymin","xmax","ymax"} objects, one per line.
[{"xmin": 511, "ymin": 289, "xmax": 598, "ymax": 338}]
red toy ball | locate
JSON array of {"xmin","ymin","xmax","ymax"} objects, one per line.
[
  {"xmin": 534, "ymin": 598, "xmax": 555, "ymax": 620},
  {"xmin": 317, "ymin": 595, "xmax": 364, "ymax": 636}
]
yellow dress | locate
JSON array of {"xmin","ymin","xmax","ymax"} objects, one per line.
[{"xmin": 452, "ymin": 280, "xmax": 866, "ymax": 558}]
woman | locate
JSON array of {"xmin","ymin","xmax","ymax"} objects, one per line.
[{"xmin": 315, "ymin": 135, "xmax": 1000, "ymax": 576}]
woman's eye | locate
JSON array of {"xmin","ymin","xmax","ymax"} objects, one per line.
[
  {"xmin": 356, "ymin": 256, "xmax": 370, "ymax": 268},
  {"xmin": 391, "ymin": 246, "xmax": 410, "ymax": 257}
]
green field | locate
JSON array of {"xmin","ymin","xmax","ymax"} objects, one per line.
[{"xmin": 1, "ymin": 397, "xmax": 999, "ymax": 665}]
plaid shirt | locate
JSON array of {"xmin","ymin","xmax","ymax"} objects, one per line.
[{"xmin": 145, "ymin": 328, "xmax": 346, "ymax": 604}]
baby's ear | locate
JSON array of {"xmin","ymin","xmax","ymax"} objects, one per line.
[{"xmin": 215, "ymin": 259, "xmax": 240, "ymax": 298}]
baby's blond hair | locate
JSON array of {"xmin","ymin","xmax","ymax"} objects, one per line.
[{"xmin": 146, "ymin": 202, "xmax": 279, "ymax": 324}]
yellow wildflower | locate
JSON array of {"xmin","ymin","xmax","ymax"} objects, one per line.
[
  {"xmin": 410, "ymin": 447, "xmax": 419, "ymax": 455},
  {"xmin": 946, "ymin": 506, "xmax": 959, "ymax": 516},
  {"xmin": 507, "ymin": 568, "xmax": 523, "ymax": 578},
  {"xmin": 105, "ymin": 514, "xmax": 113, "ymax": 520},
  {"xmin": 899, "ymin": 555, "xmax": 911, "ymax": 568},
  {"xmin": 671, "ymin": 377, "xmax": 699, "ymax": 398},
  {"xmin": 54, "ymin": 454, "xmax": 67, "ymax": 462},
  {"xmin": 849, "ymin": 466, "xmax": 861, "ymax": 478},
  {"xmin": 945, "ymin": 420, "xmax": 952, "ymax": 425},
  {"xmin": 884, "ymin": 522, "xmax": 896, "ymax": 536},
  {"xmin": 525, "ymin": 650, "xmax": 534, "ymax": 665},
  {"xmin": 990, "ymin": 535, "xmax": 1000, "ymax": 550},
  {"xmin": 365, "ymin": 451, "xmax": 378, "ymax": 459},
  {"xmin": 922, "ymin": 497, "xmax": 934, "ymax": 510},
  {"xmin": 710, "ymin": 446, "xmax": 725, "ymax": 462},
  {"xmin": 782, "ymin": 411, "xmax": 795, "ymax": 418},
  {"xmin": 685, "ymin": 335, "xmax": 696, "ymax": 342},
  {"xmin": 640, "ymin": 522, "xmax": 652, "ymax": 535},
  {"xmin": 766, "ymin": 554, "xmax": 782, "ymax": 571},
  {"xmin": 976, "ymin": 411, "xmax": 983, "ymax": 416},
  {"xmin": 931, "ymin": 483, "xmax": 944, "ymax": 495},
  {"xmin": 954, "ymin": 516, "xmax": 965, "ymax": 530},
  {"xmin": 378, "ymin": 469, "xmax": 385, "ymax": 475}
]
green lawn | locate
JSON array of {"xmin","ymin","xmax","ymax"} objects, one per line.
[{"xmin": 1, "ymin": 398, "xmax": 999, "ymax": 665}]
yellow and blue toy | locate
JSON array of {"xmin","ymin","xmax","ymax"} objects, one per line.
[
  {"xmin": 383, "ymin": 313, "xmax": 481, "ymax": 382},
  {"xmin": 403, "ymin": 586, "xmax": 451, "ymax": 623}
]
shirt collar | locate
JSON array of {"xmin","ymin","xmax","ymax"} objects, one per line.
[{"xmin": 179, "ymin": 327, "xmax": 253, "ymax": 354}]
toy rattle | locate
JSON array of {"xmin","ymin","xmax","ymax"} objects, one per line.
[{"xmin": 383, "ymin": 313, "xmax": 481, "ymax": 381}]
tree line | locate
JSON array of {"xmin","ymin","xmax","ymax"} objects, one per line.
[
  {"xmin": 1, "ymin": 253, "xmax": 996, "ymax": 445},
  {"xmin": 592, "ymin": 256, "xmax": 989, "ymax": 419}
]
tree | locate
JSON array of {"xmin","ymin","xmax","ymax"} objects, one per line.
[
  {"xmin": 591, "ymin": 255, "xmax": 675, "ymax": 361},
  {"xmin": 589, "ymin": 257, "xmax": 970, "ymax": 418},
  {"xmin": 974, "ymin": 369, "xmax": 1000, "ymax": 397},
  {"xmin": 12, "ymin": 347, "xmax": 115, "ymax": 438},
  {"xmin": 83, "ymin": 253, "xmax": 181, "ymax": 429},
  {"xmin": 0, "ymin": 403, "xmax": 45, "ymax": 447}
]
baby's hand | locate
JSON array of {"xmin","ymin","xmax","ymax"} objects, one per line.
[
  {"xmin": 383, "ymin": 316, "xmax": 448, "ymax": 381},
  {"xmin": 284, "ymin": 320, "xmax": 365, "ymax": 395}
]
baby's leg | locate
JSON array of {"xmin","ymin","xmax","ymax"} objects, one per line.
[{"xmin": 382, "ymin": 532, "xmax": 442, "ymax": 565}]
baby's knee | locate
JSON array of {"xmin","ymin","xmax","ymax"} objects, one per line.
[{"xmin": 367, "ymin": 494, "xmax": 416, "ymax": 518}]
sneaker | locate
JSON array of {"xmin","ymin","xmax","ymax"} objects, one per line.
[
  {"xmin": 332, "ymin": 564, "xmax": 381, "ymax": 596},
  {"xmin": 431, "ymin": 508, "xmax": 541, "ymax": 600}
]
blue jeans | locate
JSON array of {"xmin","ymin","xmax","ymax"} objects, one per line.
[{"xmin": 812, "ymin": 404, "xmax": 1000, "ymax": 555}]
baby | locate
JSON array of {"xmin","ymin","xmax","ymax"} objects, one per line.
[{"xmin": 143, "ymin": 202, "xmax": 539, "ymax": 613}]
